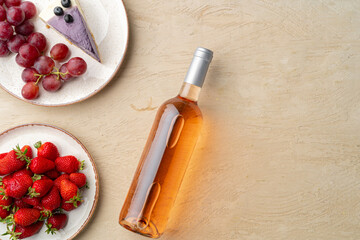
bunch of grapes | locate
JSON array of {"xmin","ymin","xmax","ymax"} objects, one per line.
[
  {"xmin": 21, "ymin": 43, "xmax": 87, "ymax": 100},
  {"xmin": 0, "ymin": 0, "xmax": 87, "ymax": 100}
]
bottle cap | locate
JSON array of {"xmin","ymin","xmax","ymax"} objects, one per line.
[{"xmin": 184, "ymin": 47, "xmax": 213, "ymax": 87}]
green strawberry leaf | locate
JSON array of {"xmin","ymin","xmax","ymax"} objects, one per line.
[
  {"xmin": 66, "ymin": 191, "xmax": 83, "ymax": 208},
  {"xmin": 32, "ymin": 174, "xmax": 43, "ymax": 182},
  {"xmin": 45, "ymin": 223, "xmax": 58, "ymax": 235},
  {"xmin": 27, "ymin": 187, "xmax": 40, "ymax": 198}
]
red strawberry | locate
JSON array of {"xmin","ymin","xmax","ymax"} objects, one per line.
[
  {"xmin": 46, "ymin": 213, "xmax": 67, "ymax": 234},
  {"xmin": 4, "ymin": 174, "xmax": 33, "ymax": 199},
  {"xmin": 61, "ymin": 198, "xmax": 82, "ymax": 211},
  {"xmin": 0, "ymin": 153, "xmax": 7, "ymax": 159},
  {"xmin": 35, "ymin": 141, "xmax": 59, "ymax": 161},
  {"xmin": 29, "ymin": 157, "xmax": 55, "ymax": 174},
  {"xmin": 14, "ymin": 198, "xmax": 31, "ymax": 209},
  {"xmin": 0, "ymin": 196, "xmax": 13, "ymax": 218},
  {"xmin": 69, "ymin": 173, "xmax": 87, "ymax": 188},
  {"xmin": 28, "ymin": 179, "xmax": 54, "ymax": 198},
  {"xmin": 14, "ymin": 221, "xmax": 44, "ymax": 239},
  {"xmin": 55, "ymin": 156, "xmax": 84, "ymax": 174},
  {"xmin": 45, "ymin": 169, "xmax": 60, "ymax": 180},
  {"xmin": 41, "ymin": 186, "xmax": 61, "ymax": 212},
  {"xmin": 0, "ymin": 146, "xmax": 30, "ymax": 175},
  {"xmin": 14, "ymin": 208, "xmax": 41, "ymax": 226},
  {"xmin": 13, "ymin": 168, "xmax": 34, "ymax": 178},
  {"xmin": 22, "ymin": 195, "xmax": 41, "ymax": 207},
  {"xmin": 54, "ymin": 174, "xmax": 69, "ymax": 189},
  {"xmin": 60, "ymin": 179, "xmax": 82, "ymax": 208}
]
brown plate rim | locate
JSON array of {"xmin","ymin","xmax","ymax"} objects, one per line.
[
  {"xmin": 0, "ymin": 123, "xmax": 100, "ymax": 240},
  {"xmin": 0, "ymin": 0, "xmax": 129, "ymax": 107}
]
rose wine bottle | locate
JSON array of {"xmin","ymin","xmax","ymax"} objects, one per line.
[{"xmin": 119, "ymin": 47, "xmax": 213, "ymax": 238}]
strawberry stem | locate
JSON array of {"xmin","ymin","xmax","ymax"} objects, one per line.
[
  {"xmin": 79, "ymin": 160, "xmax": 85, "ymax": 170},
  {"xmin": 34, "ymin": 141, "xmax": 42, "ymax": 149}
]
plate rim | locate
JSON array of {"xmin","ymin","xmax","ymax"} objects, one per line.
[
  {"xmin": 0, "ymin": 123, "xmax": 100, "ymax": 240},
  {"xmin": 0, "ymin": 0, "xmax": 130, "ymax": 107}
]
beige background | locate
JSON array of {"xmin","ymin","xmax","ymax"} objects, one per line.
[{"xmin": 1, "ymin": 0, "xmax": 360, "ymax": 239}]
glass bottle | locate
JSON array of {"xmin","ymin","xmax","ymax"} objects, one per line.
[{"xmin": 119, "ymin": 47, "xmax": 213, "ymax": 238}]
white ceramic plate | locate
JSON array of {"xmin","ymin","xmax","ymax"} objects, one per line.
[
  {"xmin": 0, "ymin": 0, "xmax": 129, "ymax": 106},
  {"xmin": 0, "ymin": 124, "xmax": 99, "ymax": 240}
]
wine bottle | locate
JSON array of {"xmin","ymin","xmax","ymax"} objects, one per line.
[{"xmin": 119, "ymin": 47, "xmax": 213, "ymax": 238}]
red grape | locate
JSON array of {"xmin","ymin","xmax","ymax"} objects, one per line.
[
  {"xmin": 20, "ymin": 1, "xmax": 37, "ymax": 20},
  {"xmin": 27, "ymin": 32, "xmax": 47, "ymax": 52},
  {"xmin": 0, "ymin": 5, "xmax": 6, "ymax": 22},
  {"xmin": 22, "ymin": 82, "xmax": 39, "ymax": 100},
  {"xmin": 50, "ymin": 43, "xmax": 69, "ymax": 61},
  {"xmin": 42, "ymin": 74, "xmax": 62, "ymax": 92},
  {"xmin": 0, "ymin": 0, "xmax": 3, "ymax": 5},
  {"xmin": 7, "ymin": 7, "xmax": 25, "ymax": 26},
  {"xmin": 15, "ymin": 20, "xmax": 34, "ymax": 36},
  {"xmin": 67, "ymin": 57, "xmax": 87, "ymax": 76},
  {"xmin": 34, "ymin": 56, "xmax": 55, "ymax": 75},
  {"xmin": 59, "ymin": 64, "xmax": 73, "ymax": 81},
  {"xmin": 22, "ymin": 68, "xmax": 40, "ymax": 83},
  {"xmin": 16, "ymin": 53, "xmax": 35, "ymax": 68},
  {"xmin": 0, "ymin": 41, "xmax": 10, "ymax": 57},
  {"xmin": 7, "ymin": 34, "xmax": 26, "ymax": 53},
  {"xmin": 5, "ymin": 0, "xmax": 21, "ymax": 8},
  {"xmin": 19, "ymin": 43, "xmax": 40, "ymax": 61},
  {"xmin": 0, "ymin": 22, "xmax": 14, "ymax": 41}
]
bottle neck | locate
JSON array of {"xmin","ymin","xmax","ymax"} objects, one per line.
[{"xmin": 178, "ymin": 82, "xmax": 202, "ymax": 102}]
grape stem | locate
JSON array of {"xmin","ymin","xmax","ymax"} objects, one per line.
[
  {"xmin": 34, "ymin": 74, "xmax": 43, "ymax": 85},
  {"xmin": 51, "ymin": 67, "xmax": 68, "ymax": 80}
]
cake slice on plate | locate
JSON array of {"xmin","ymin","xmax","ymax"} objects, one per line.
[{"xmin": 40, "ymin": 0, "xmax": 101, "ymax": 62}]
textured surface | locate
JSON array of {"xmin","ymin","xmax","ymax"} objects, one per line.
[{"xmin": 1, "ymin": 0, "xmax": 360, "ymax": 239}]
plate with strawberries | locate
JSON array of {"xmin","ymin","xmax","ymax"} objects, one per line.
[
  {"xmin": 0, "ymin": 0, "xmax": 129, "ymax": 106},
  {"xmin": 0, "ymin": 124, "xmax": 99, "ymax": 240}
]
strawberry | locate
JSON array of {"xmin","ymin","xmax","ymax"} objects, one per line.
[
  {"xmin": 35, "ymin": 141, "xmax": 59, "ymax": 161},
  {"xmin": 14, "ymin": 221, "xmax": 44, "ymax": 239},
  {"xmin": 22, "ymin": 196, "xmax": 41, "ymax": 207},
  {"xmin": 45, "ymin": 169, "xmax": 60, "ymax": 180},
  {"xmin": 0, "ymin": 146, "xmax": 31, "ymax": 175},
  {"xmin": 54, "ymin": 174, "xmax": 69, "ymax": 189},
  {"xmin": 60, "ymin": 179, "xmax": 82, "ymax": 208},
  {"xmin": 14, "ymin": 198, "xmax": 31, "ymax": 209},
  {"xmin": 28, "ymin": 179, "xmax": 54, "ymax": 198},
  {"xmin": 41, "ymin": 186, "xmax": 61, "ymax": 212},
  {"xmin": 0, "ymin": 196, "xmax": 13, "ymax": 219},
  {"xmin": 69, "ymin": 173, "xmax": 87, "ymax": 188},
  {"xmin": 55, "ymin": 156, "xmax": 84, "ymax": 174},
  {"xmin": 29, "ymin": 157, "xmax": 55, "ymax": 174},
  {"xmin": 46, "ymin": 213, "xmax": 67, "ymax": 234},
  {"xmin": 14, "ymin": 208, "xmax": 41, "ymax": 226},
  {"xmin": 0, "ymin": 153, "xmax": 7, "ymax": 159},
  {"xmin": 4, "ymin": 174, "xmax": 33, "ymax": 199},
  {"xmin": 61, "ymin": 198, "xmax": 82, "ymax": 211}
]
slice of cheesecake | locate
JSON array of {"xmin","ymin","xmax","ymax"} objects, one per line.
[{"xmin": 40, "ymin": 0, "xmax": 101, "ymax": 62}]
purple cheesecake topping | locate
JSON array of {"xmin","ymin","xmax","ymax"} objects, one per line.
[{"xmin": 48, "ymin": 6, "xmax": 100, "ymax": 62}]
